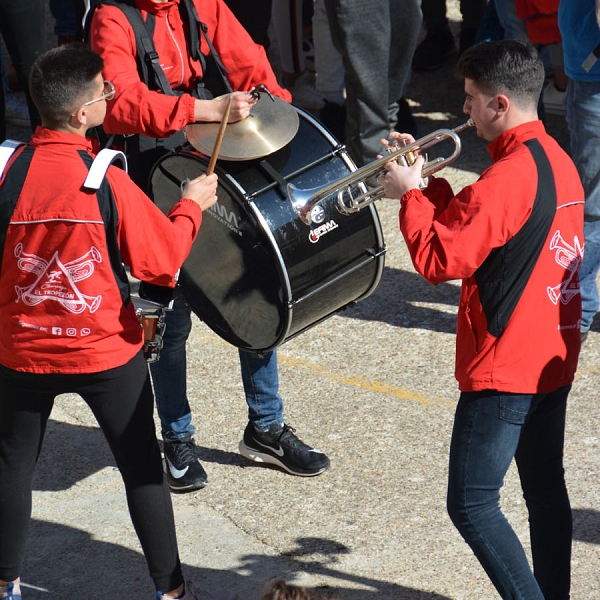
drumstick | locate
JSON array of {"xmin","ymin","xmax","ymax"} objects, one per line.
[{"xmin": 206, "ymin": 95, "xmax": 233, "ymax": 175}]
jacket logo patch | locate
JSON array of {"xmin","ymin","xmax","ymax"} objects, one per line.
[
  {"xmin": 547, "ymin": 230, "xmax": 583, "ymax": 306},
  {"xmin": 14, "ymin": 243, "xmax": 103, "ymax": 314}
]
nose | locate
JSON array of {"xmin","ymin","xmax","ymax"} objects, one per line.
[{"xmin": 463, "ymin": 98, "xmax": 470, "ymax": 114}]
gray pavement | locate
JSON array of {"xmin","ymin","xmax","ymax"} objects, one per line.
[{"xmin": 4, "ymin": 4, "xmax": 600, "ymax": 599}]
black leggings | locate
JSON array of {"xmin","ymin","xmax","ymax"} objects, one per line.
[{"xmin": 0, "ymin": 352, "xmax": 183, "ymax": 593}]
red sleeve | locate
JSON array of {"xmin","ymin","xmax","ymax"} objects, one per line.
[
  {"xmin": 106, "ymin": 166, "xmax": 202, "ymax": 287},
  {"xmin": 399, "ymin": 157, "xmax": 538, "ymax": 285}
]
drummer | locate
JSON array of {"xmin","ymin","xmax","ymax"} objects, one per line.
[{"xmin": 89, "ymin": 0, "xmax": 331, "ymax": 493}]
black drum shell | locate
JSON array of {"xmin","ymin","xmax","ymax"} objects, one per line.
[{"xmin": 148, "ymin": 108, "xmax": 385, "ymax": 352}]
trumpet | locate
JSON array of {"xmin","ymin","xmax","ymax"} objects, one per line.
[{"xmin": 289, "ymin": 118, "xmax": 474, "ymax": 225}]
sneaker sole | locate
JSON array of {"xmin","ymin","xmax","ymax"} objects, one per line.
[
  {"xmin": 238, "ymin": 440, "xmax": 329, "ymax": 477},
  {"xmin": 166, "ymin": 478, "xmax": 208, "ymax": 493}
]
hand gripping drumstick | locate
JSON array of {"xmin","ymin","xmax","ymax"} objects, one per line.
[{"xmin": 206, "ymin": 95, "xmax": 233, "ymax": 175}]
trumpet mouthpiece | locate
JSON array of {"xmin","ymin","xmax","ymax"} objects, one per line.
[{"xmin": 453, "ymin": 118, "xmax": 474, "ymax": 133}]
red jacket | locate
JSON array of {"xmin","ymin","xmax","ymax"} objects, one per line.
[
  {"xmin": 90, "ymin": 0, "xmax": 291, "ymax": 138},
  {"xmin": 0, "ymin": 128, "xmax": 202, "ymax": 374},
  {"xmin": 515, "ymin": 0, "xmax": 561, "ymax": 44},
  {"xmin": 400, "ymin": 121, "xmax": 584, "ymax": 393}
]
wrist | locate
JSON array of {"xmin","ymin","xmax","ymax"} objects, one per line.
[{"xmin": 193, "ymin": 98, "xmax": 219, "ymax": 123}]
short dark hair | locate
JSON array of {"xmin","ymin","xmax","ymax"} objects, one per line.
[
  {"xmin": 456, "ymin": 40, "xmax": 545, "ymax": 110},
  {"xmin": 29, "ymin": 45, "xmax": 104, "ymax": 128}
]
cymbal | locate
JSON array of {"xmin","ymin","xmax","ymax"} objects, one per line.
[{"xmin": 185, "ymin": 94, "xmax": 300, "ymax": 161}]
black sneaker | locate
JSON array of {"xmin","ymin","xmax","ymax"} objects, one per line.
[
  {"xmin": 239, "ymin": 422, "xmax": 330, "ymax": 476},
  {"xmin": 412, "ymin": 27, "xmax": 457, "ymax": 71},
  {"xmin": 163, "ymin": 439, "xmax": 208, "ymax": 492}
]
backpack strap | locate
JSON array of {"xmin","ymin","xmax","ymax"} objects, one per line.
[
  {"xmin": 78, "ymin": 149, "xmax": 131, "ymax": 305},
  {"xmin": 476, "ymin": 139, "xmax": 557, "ymax": 338},
  {"xmin": 83, "ymin": 148, "xmax": 128, "ymax": 190},
  {"xmin": 0, "ymin": 140, "xmax": 26, "ymax": 179}
]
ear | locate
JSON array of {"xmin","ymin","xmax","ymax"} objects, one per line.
[
  {"xmin": 69, "ymin": 105, "xmax": 88, "ymax": 129},
  {"xmin": 495, "ymin": 93, "xmax": 510, "ymax": 116}
]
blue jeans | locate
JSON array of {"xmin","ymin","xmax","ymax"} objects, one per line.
[
  {"xmin": 566, "ymin": 80, "xmax": 600, "ymax": 331},
  {"xmin": 447, "ymin": 387, "xmax": 572, "ymax": 600},
  {"xmin": 493, "ymin": 0, "xmax": 528, "ymax": 41},
  {"xmin": 150, "ymin": 296, "xmax": 284, "ymax": 442}
]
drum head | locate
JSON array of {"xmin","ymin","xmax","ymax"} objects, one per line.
[{"xmin": 150, "ymin": 152, "xmax": 285, "ymax": 350}]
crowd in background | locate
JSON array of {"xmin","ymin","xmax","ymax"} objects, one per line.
[{"xmin": 0, "ymin": 2, "xmax": 597, "ymax": 600}]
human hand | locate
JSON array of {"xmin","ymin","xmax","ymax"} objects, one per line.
[
  {"xmin": 217, "ymin": 91, "xmax": 257, "ymax": 123},
  {"xmin": 194, "ymin": 92, "xmax": 257, "ymax": 123},
  {"xmin": 381, "ymin": 131, "xmax": 416, "ymax": 154},
  {"xmin": 181, "ymin": 173, "xmax": 218, "ymax": 211},
  {"xmin": 377, "ymin": 155, "xmax": 425, "ymax": 200}
]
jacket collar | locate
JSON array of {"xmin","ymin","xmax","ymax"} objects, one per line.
[
  {"xmin": 30, "ymin": 127, "xmax": 96, "ymax": 153},
  {"xmin": 487, "ymin": 120, "xmax": 547, "ymax": 163}
]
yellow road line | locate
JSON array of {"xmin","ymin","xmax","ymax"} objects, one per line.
[
  {"xmin": 277, "ymin": 354, "xmax": 456, "ymax": 408},
  {"xmin": 196, "ymin": 322, "xmax": 456, "ymax": 408}
]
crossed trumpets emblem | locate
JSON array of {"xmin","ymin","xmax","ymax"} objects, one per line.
[
  {"xmin": 14, "ymin": 243, "xmax": 103, "ymax": 314},
  {"xmin": 547, "ymin": 230, "xmax": 583, "ymax": 306}
]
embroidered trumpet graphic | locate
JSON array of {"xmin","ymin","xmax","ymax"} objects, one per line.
[
  {"xmin": 14, "ymin": 243, "xmax": 102, "ymax": 313},
  {"xmin": 547, "ymin": 231, "xmax": 583, "ymax": 306}
]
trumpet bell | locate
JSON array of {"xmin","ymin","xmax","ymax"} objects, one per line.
[{"xmin": 288, "ymin": 179, "xmax": 372, "ymax": 226}]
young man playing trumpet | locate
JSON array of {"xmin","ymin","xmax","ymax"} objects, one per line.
[{"xmin": 379, "ymin": 40, "xmax": 583, "ymax": 600}]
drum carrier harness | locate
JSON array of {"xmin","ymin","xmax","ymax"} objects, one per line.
[{"xmin": 85, "ymin": 0, "xmax": 233, "ymax": 187}]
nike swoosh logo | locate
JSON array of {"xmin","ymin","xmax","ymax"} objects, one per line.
[
  {"xmin": 166, "ymin": 458, "xmax": 189, "ymax": 479},
  {"xmin": 253, "ymin": 438, "xmax": 285, "ymax": 457}
]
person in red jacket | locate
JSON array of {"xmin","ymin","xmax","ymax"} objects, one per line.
[
  {"xmin": 0, "ymin": 45, "xmax": 236, "ymax": 600},
  {"xmin": 89, "ymin": 0, "xmax": 331, "ymax": 494},
  {"xmin": 379, "ymin": 40, "xmax": 583, "ymax": 600}
]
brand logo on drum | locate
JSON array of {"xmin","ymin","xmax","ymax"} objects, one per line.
[
  {"xmin": 207, "ymin": 201, "xmax": 242, "ymax": 236},
  {"xmin": 309, "ymin": 220, "xmax": 338, "ymax": 243},
  {"xmin": 310, "ymin": 205, "xmax": 326, "ymax": 224}
]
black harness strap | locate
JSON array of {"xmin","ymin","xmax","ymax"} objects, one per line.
[
  {"xmin": 0, "ymin": 145, "xmax": 34, "ymax": 270},
  {"xmin": 86, "ymin": 0, "xmax": 233, "ymax": 189},
  {"xmin": 86, "ymin": 0, "xmax": 231, "ymax": 97},
  {"xmin": 475, "ymin": 139, "xmax": 557, "ymax": 338}
]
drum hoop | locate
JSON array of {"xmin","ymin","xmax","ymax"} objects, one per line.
[{"xmin": 245, "ymin": 197, "xmax": 293, "ymax": 345}]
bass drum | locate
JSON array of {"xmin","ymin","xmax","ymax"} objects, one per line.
[{"xmin": 149, "ymin": 107, "xmax": 385, "ymax": 353}]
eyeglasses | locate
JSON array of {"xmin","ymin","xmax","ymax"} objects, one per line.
[{"xmin": 81, "ymin": 80, "xmax": 115, "ymax": 107}]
